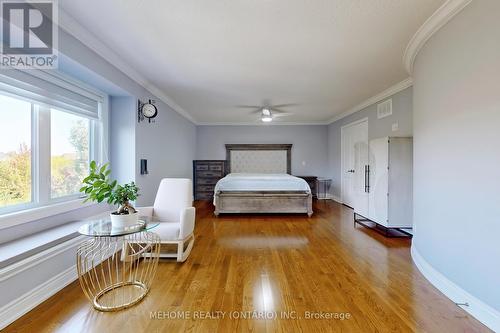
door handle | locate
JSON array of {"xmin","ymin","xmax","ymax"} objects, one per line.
[
  {"xmin": 347, "ymin": 169, "xmax": 355, "ymax": 173},
  {"xmin": 364, "ymin": 165, "xmax": 370, "ymax": 193}
]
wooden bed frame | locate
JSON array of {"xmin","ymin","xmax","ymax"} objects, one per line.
[{"xmin": 214, "ymin": 144, "xmax": 313, "ymax": 217}]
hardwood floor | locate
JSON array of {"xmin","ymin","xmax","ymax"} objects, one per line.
[{"xmin": 4, "ymin": 200, "xmax": 489, "ymax": 332}]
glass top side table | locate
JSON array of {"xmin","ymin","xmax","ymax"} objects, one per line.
[
  {"xmin": 78, "ymin": 219, "xmax": 159, "ymax": 237},
  {"xmin": 76, "ymin": 219, "xmax": 161, "ymax": 312}
]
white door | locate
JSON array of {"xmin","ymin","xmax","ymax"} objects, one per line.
[
  {"xmin": 368, "ymin": 137, "xmax": 389, "ymax": 226},
  {"xmin": 341, "ymin": 119, "xmax": 368, "ymax": 216}
]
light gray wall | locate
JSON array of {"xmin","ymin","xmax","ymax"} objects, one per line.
[
  {"xmin": 59, "ymin": 28, "xmax": 197, "ymax": 206},
  {"xmin": 135, "ymin": 104, "xmax": 196, "ymax": 205},
  {"xmin": 58, "ymin": 29, "xmax": 145, "ymax": 98},
  {"xmin": 327, "ymin": 87, "xmax": 413, "ymax": 198},
  {"xmin": 110, "ymin": 95, "xmax": 197, "ymax": 206},
  {"xmin": 412, "ymin": 0, "xmax": 500, "ymax": 313},
  {"xmin": 110, "ymin": 96, "xmax": 136, "ymax": 185},
  {"xmin": 196, "ymin": 125, "xmax": 329, "ymax": 177}
]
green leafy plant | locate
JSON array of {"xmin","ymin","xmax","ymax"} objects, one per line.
[{"xmin": 80, "ymin": 161, "xmax": 139, "ymax": 215}]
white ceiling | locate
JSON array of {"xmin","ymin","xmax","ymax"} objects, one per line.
[{"xmin": 59, "ymin": 0, "xmax": 445, "ymax": 124}]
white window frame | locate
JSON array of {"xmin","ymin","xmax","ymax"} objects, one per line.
[{"xmin": 0, "ymin": 71, "xmax": 109, "ymax": 229}]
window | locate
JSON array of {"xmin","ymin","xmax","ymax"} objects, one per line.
[
  {"xmin": 0, "ymin": 69, "xmax": 107, "ymax": 216},
  {"xmin": 51, "ymin": 109, "xmax": 90, "ymax": 198},
  {"xmin": 0, "ymin": 95, "xmax": 32, "ymax": 209}
]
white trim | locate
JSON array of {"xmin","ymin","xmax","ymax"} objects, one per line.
[
  {"xmin": 57, "ymin": 8, "xmax": 416, "ymax": 127},
  {"xmin": 0, "ymin": 264, "xmax": 78, "ymax": 330},
  {"xmin": 340, "ymin": 117, "xmax": 369, "ymax": 129},
  {"xmin": 0, "ymin": 235, "xmax": 83, "ymax": 281},
  {"xmin": 411, "ymin": 245, "xmax": 500, "ymax": 332},
  {"xmin": 38, "ymin": 106, "xmax": 51, "ymax": 204},
  {"xmin": 328, "ymin": 78, "xmax": 413, "ymax": 124},
  {"xmin": 196, "ymin": 121, "xmax": 329, "ymax": 126},
  {"xmin": 340, "ymin": 117, "xmax": 368, "ymax": 206},
  {"xmin": 57, "ymin": 6, "xmax": 417, "ymax": 127},
  {"xmin": 0, "ymin": 199, "xmax": 95, "ymax": 230},
  {"xmin": 191, "ymin": 76, "xmax": 410, "ymax": 126},
  {"xmin": 57, "ymin": 8, "xmax": 197, "ymax": 124},
  {"xmin": 317, "ymin": 193, "xmax": 333, "ymax": 201},
  {"xmin": 0, "ymin": 69, "xmax": 108, "ymax": 224},
  {"xmin": 0, "ymin": 235, "xmax": 85, "ymax": 330},
  {"xmin": 403, "ymin": 0, "xmax": 472, "ymax": 74},
  {"xmin": 331, "ymin": 195, "xmax": 342, "ymax": 203}
]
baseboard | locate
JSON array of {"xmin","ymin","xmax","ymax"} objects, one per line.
[
  {"xmin": 0, "ymin": 235, "xmax": 85, "ymax": 329},
  {"xmin": 411, "ymin": 245, "xmax": 500, "ymax": 332},
  {"xmin": 0, "ymin": 264, "xmax": 78, "ymax": 330},
  {"xmin": 317, "ymin": 194, "xmax": 333, "ymax": 200},
  {"xmin": 331, "ymin": 195, "xmax": 342, "ymax": 203}
]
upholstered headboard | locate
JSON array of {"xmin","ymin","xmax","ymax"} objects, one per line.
[{"xmin": 225, "ymin": 144, "xmax": 292, "ymax": 174}]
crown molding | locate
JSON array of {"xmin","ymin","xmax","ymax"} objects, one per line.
[
  {"xmin": 197, "ymin": 77, "xmax": 412, "ymax": 126},
  {"xmin": 403, "ymin": 0, "xmax": 472, "ymax": 74},
  {"xmin": 57, "ymin": 8, "xmax": 197, "ymax": 124},
  {"xmin": 196, "ymin": 121, "xmax": 330, "ymax": 126},
  {"xmin": 327, "ymin": 77, "xmax": 413, "ymax": 124}
]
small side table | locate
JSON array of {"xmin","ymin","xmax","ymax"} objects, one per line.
[
  {"xmin": 294, "ymin": 175, "xmax": 318, "ymax": 198},
  {"xmin": 317, "ymin": 178, "xmax": 332, "ymax": 200},
  {"xmin": 77, "ymin": 219, "xmax": 160, "ymax": 312}
]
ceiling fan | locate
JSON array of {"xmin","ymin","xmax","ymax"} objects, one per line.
[{"xmin": 236, "ymin": 103, "xmax": 298, "ymax": 122}]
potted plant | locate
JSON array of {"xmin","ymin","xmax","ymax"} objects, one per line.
[{"xmin": 80, "ymin": 161, "xmax": 140, "ymax": 228}]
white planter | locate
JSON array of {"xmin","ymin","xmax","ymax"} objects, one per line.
[{"xmin": 110, "ymin": 211, "xmax": 139, "ymax": 228}]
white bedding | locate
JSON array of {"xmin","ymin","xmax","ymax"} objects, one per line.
[{"xmin": 214, "ymin": 173, "xmax": 311, "ymax": 193}]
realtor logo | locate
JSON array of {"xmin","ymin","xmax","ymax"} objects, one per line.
[{"xmin": 1, "ymin": 0, "xmax": 58, "ymax": 68}]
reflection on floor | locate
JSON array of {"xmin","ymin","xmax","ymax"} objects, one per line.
[{"xmin": 217, "ymin": 236, "xmax": 308, "ymax": 249}]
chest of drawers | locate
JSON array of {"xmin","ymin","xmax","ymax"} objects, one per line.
[{"xmin": 193, "ymin": 160, "xmax": 226, "ymax": 200}]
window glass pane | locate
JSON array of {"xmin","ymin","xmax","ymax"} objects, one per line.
[
  {"xmin": 0, "ymin": 94, "xmax": 32, "ymax": 208},
  {"xmin": 51, "ymin": 109, "xmax": 90, "ymax": 198}
]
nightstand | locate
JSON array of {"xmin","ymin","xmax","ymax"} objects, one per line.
[{"xmin": 294, "ymin": 175, "xmax": 317, "ymax": 198}]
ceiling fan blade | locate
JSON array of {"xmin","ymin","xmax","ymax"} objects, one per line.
[
  {"xmin": 235, "ymin": 105, "xmax": 262, "ymax": 109},
  {"xmin": 270, "ymin": 103, "xmax": 299, "ymax": 109},
  {"xmin": 271, "ymin": 108, "xmax": 292, "ymax": 114},
  {"xmin": 272, "ymin": 113, "xmax": 291, "ymax": 118}
]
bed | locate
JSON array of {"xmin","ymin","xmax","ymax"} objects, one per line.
[{"xmin": 213, "ymin": 144, "xmax": 313, "ymax": 216}]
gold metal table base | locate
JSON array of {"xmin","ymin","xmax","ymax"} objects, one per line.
[
  {"xmin": 76, "ymin": 231, "xmax": 160, "ymax": 312},
  {"xmin": 93, "ymin": 281, "xmax": 149, "ymax": 312}
]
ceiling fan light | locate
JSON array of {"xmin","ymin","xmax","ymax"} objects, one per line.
[
  {"xmin": 261, "ymin": 115, "xmax": 273, "ymax": 122},
  {"xmin": 261, "ymin": 108, "xmax": 273, "ymax": 122}
]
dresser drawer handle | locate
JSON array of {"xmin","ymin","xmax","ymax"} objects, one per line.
[
  {"xmin": 197, "ymin": 186, "xmax": 215, "ymax": 192},
  {"xmin": 197, "ymin": 178, "xmax": 218, "ymax": 185},
  {"xmin": 198, "ymin": 171, "xmax": 221, "ymax": 177}
]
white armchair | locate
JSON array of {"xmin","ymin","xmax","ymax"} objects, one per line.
[{"xmin": 138, "ymin": 178, "xmax": 195, "ymax": 262}]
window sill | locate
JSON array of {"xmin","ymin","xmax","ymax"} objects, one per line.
[
  {"xmin": 0, "ymin": 208, "xmax": 110, "ymax": 271},
  {"xmin": 0, "ymin": 199, "xmax": 95, "ymax": 230}
]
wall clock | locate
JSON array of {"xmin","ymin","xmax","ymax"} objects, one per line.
[{"xmin": 138, "ymin": 99, "xmax": 158, "ymax": 123}]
